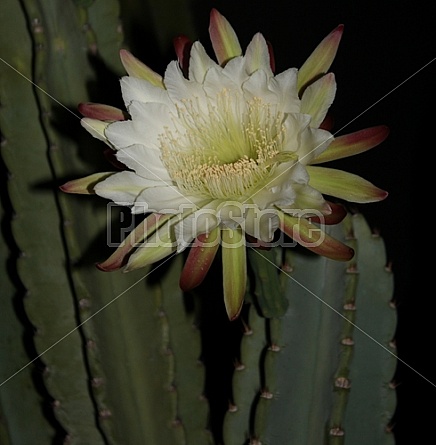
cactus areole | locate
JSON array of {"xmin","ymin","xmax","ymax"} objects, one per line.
[{"xmin": 61, "ymin": 9, "xmax": 388, "ymax": 320}]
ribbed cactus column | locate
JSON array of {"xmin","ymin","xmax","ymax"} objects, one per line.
[
  {"xmin": 222, "ymin": 304, "xmax": 266, "ymax": 444},
  {"xmin": 1, "ymin": 0, "xmax": 103, "ymax": 442},
  {"xmin": 340, "ymin": 214, "xmax": 396, "ymax": 445},
  {"xmin": 220, "ymin": 213, "xmax": 396, "ymax": 445},
  {"xmin": 1, "ymin": 1, "xmax": 210, "ymax": 444}
]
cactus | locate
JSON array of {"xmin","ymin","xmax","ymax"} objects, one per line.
[{"xmin": 0, "ymin": 1, "xmax": 396, "ymax": 445}]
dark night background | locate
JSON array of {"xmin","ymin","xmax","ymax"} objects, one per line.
[{"xmin": 141, "ymin": 1, "xmax": 432, "ymax": 443}]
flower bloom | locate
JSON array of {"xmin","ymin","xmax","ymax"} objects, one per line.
[{"xmin": 61, "ymin": 9, "xmax": 388, "ymax": 319}]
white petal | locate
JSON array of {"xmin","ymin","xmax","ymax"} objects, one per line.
[
  {"xmin": 220, "ymin": 55, "xmax": 249, "ymax": 87},
  {"xmin": 282, "ymin": 113, "xmax": 332, "ymax": 164},
  {"xmin": 243, "ymin": 205, "xmax": 279, "ymax": 243},
  {"xmin": 189, "ymin": 42, "xmax": 218, "ymax": 83},
  {"xmin": 251, "ymin": 161, "xmax": 308, "ymax": 209},
  {"xmin": 115, "ymin": 145, "xmax": 171, "ymax": 182},
  {"xmin": 94, "ymin": 171, "xmax": 150, "ymax": 207},
  {"xmin": 105, "ymin": 102, "xmax": 172, "ymax": 149},
  {"xmin": 298, "ymin": 126, "xmax": 333, "ymax": 165},
  {"xmin": 280, "ymin": 183, "xmax": 328, "ymax": 214},
  {"xmin": 244, "ymin": 33, "xmax": 273, "ymax": 76},
  {"xmin": 242, "ymin": 69, "xmax": 279, "ymax": 104},
  {"xmin": 164, "ymin": 60, "xmax": 205, "ymax": 102},
  {"xmin": 173, "ymin": 200, "xmax": 220, "ymax": 252},
  {"xmin": 203, "ymin": 65, "xmax": 240, "ymax": 97},
  {"xmin": 282, "ymin": 112, "xmax": 311, "ymax": 150},
  {"xmin": 270, "ymin": 68, "xmax": 300, "ymax": 113},
  {"xmin": 120, "ymin": 76, "xmax": 171, "ymax": 108},
  {"xmin": 134, "ymin": 185, "xmax": 206, "ymax": 214}
]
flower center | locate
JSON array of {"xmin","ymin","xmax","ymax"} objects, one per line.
[{"xmin": 160, "ymin": 89, "xmax": 292, "ymax": 200}]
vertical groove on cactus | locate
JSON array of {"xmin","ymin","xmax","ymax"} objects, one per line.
[
  {"xmin": 1, "ymin": 0, "xmax": 105, "ymax": 442},
  {"xmin": 222, "ymin": 304, "xmax": 266, "ymax": 445},
  {"xmin": 8, "ymin": 0, "xmax": 122, "ymax": 442},
  {"xmin": 0, "ymin": 163, "xmax": 61, "ymax": 444},
  {"xmin": 327, "ymin": 216, "xmax": 358, "ymax": 444},
  {"xmin": 2, "ymin": 0, "xmax": 211, "ymax": 443},
  {"xmin": 253, "ymin": 244, "xmax": 348, "ymax": 444},
  {"xmin": 0, "ymin": 104, "xmax": 56, "ymax": 443},
  {"xmin": 341, "ymin": 214, "xmax": 396, "ymax": 445},
  {"xmin": 158, "ymin": 255, "xmax": 212, "ymax": 444}
]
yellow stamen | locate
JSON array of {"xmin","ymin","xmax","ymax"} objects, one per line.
[{"xmin": 160, "ymin": 90, "xmax": 293, "ymax": 200}]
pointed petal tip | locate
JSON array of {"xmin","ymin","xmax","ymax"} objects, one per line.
[
  {"xmin": 179, "ymin": 262, "xmax": 203, "ymax": 292},
  {"xmin": 96, "ymin": 261, "xmax": 119, "ymax": 272},
  {"xmin": 78, "ymin": 102, "xmax": 125, "ymax": 121},
  {"xmin": 379, "ymin": 189, "xmax": 389, "ymax": 200},
  {"xmin": 179, "ymin": 264, "xmax": 203, "ymax": 292},
  {"xmin": 314, "ymin": 241, "xmax": 355, "ymax": 262},
  {"xmin": 328, "ymin": 24, "xmax": 344, "ymax": 42},
  {"xmin": 224, "ymin": 295, "xmax": 244, "ymax": 321},
  {"xmin": 210, "ymin": 8, "xmax": 221, "ymax": 21},
  {"xmin": 59, "ymin": 179, "xmax": 93, "ymax": 195},
  {"xmin": 314, "ymin": 125, "xmax": 390, "ymax": 164},
  {"xmin": 366, "ymin": 185, "xmax": 389, "ymax": 203},
  {"xmin": 379, "ymin": 124, "xmax": 390, "ymax": 136},
  {"xmin": 228, "ymin": 305, "xmax": 243, "ymax": 321},
  {"xmin": 119, "ymin": 48, "xmax": 133, "ymax": 72},
  {"xmin": 315, "ymin": 238, "xmax": 354, "ymax": 262},
  {"xmin": 119, "ymin": 49, "xmax": 164, "ymax": 87},
  {"xmin": 225, "ymin": 293, "xmax": 245, "ymax": 321},
  {"xmin": 280, "ymin": 211, "xmax": 355, "ymax": 261},
  {"xmin": 309, "ymin": 201, "xmax": 348, "ymax": 225},
  {"xmin": 119, "ymin": 48, "xmax": 135, "ymax": 68},
  {"xmin": 298, "ymin": 23, "xmax": 344, "ymax": 91},
  {"xmin": 96, "ymin": 256, "xmax": 125, "ymax": 271},
  {"xmin": 209, "ymin": 7, "xmax": 242, "ymax": 64},
  {"xmin": 343, "ymin": 246, "xmax": 355, "ymax": 261},
  {"xmin": 59, "ymin": 172, "xmax": 113, "ymax": 195}
]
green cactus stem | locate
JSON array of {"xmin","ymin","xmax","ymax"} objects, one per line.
[
  {"xmin": 1, "ymin": 1, "xmax": 210, "ymax": 443},
  {"xmin": 218, "ymin": 212, "xmax": 396, "ymax": 445}
]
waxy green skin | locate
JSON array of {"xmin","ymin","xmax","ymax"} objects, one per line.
[{"xmin": 0, "ymin": 1, "xmax": 396, "ymax": 444}]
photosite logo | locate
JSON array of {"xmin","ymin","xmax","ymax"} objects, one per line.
[{"xmin": 106, "ymin": 202, "xmax": 326, "ymax": 249}]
